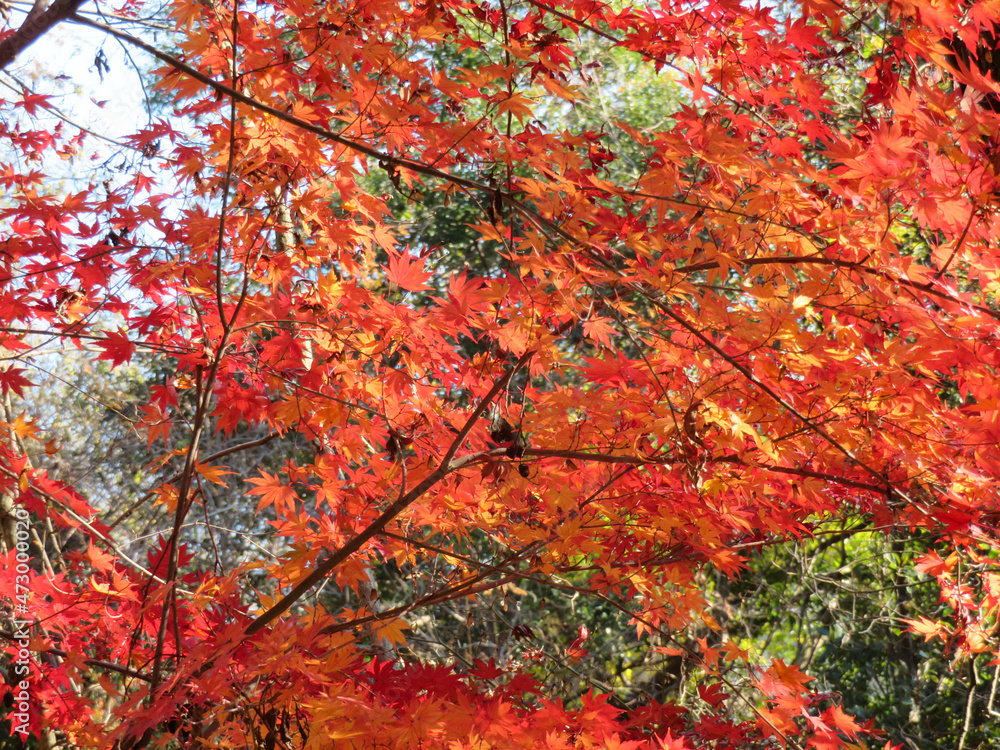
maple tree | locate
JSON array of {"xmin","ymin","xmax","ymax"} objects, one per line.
[{"xmin": 2, "ymin": 0, "xmax": 1000, "ymax": 747}]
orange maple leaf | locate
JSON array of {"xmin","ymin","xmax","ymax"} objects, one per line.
[
  {"xmin": 904, "ymin": 616, "xmax": 950, "ymax": 642},
  {"xmin": 386, "ymin": 249, "xmax": 432, "ymax": 291},
  {"xmin": 824, "ymin": 704, "xmax": 863, "ymax": 739},
  {"xmin": 762, "ymin": 658, "xmax": 814, "ymax": 694},
  {"xmin": 373, "ymin": 616, "xmax": 410, "ymax": 647},
  {"xmin": 247, "ymin": 472, "xmax": 298, "ymax": 513}
]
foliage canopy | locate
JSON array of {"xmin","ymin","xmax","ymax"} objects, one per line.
[{"xmin": 1, "ymin": 0, "xmax": 1000, "ymax": 748}]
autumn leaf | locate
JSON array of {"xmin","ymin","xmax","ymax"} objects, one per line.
[
  {"xmin": 140, "ymin": 403, "xmax": 171, "ymax": 448},
  {"xmin": 914, "ymin": 551, "xmax": 958, "ymax": 578},
  {"xmin": 0, "ymin": 368, "xmax": 33, "ymax": 397},
  {"xmin": 18, "ymin": 92, "xmax": 53, "ymax": 116},
  {"xmin": 759, "ymin": 658, "xmax": 814, "ymax": 695},
  {"xmin": 657, "ymin": 730, "xmax": 692, "ymax": 750},
  {"xmin": 85, "ymin": 542, "xmax": 117, "ymax": 574},
  {"xmin": 582, "ymin": 316, "xmax": 617, "ymax": 349},
  {"xmin": 246, "ymin": 472, "xmax": 298, "ymax": 513},
  {"xmin": 90, "ymin": 569, "xmax": 139, "ymax": 601},
  {"xmin": 823, "ymin": 704, "xmax": 863, "ymax": 739},
  {"xmin": 196, "ymin": 462, "xmax": 234, "ymax": 486},
  {"xmin": 904, "ymin": 616, "xmax": 950, "ymax": 642},
  {"xmin": 96, "ymin": 330, "xmax": 136, "ymax": 369},
  {"xmin": 566, "ymin": 624, "xmax": 590, "ymax": 662},
  {"xmin": 386, "ymin": 248, "xmax": 432, "ymax": 291},
  {"xmin": 496, "ymin": 93, "xmax": 534, "ymax": 123},
  {"xmin": 11, "ymin": 413, "xmax": 39, "ymax": 440},
  {"xmin": 698, "ymin": 682, "xmax": 728, "ymax": 708},
  {"xmin": 372, "ymin": 616, "xmax": 410, "ymax": 647}
]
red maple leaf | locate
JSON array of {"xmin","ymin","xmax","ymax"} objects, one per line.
[
  {"xmin": 18, "ymin": 92, "xmax": 52, "ymax": 116},
  {"xmin": 96, "ymin": 330, "xmax": 136, "ymax": 369},
  {"xmin": 0, "ymin": 367, "xmax": 33, "ymax": 397}
]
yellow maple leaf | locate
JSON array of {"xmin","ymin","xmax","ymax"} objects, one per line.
[{"xmin": 12, "ymin": 412, "xmax": 39, "ymax": 440}]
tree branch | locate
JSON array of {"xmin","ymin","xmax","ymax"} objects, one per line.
[
  {"xmin": 243, "ymin": 349, "xmax": 534, "ymax": 636},
  {"xmin": 0, "ymin": 629, "xmax": 151, "ymax": 681},
  {"xmin": 0, "ymin": 0, "xmax": 89, "ymax": 70}
]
